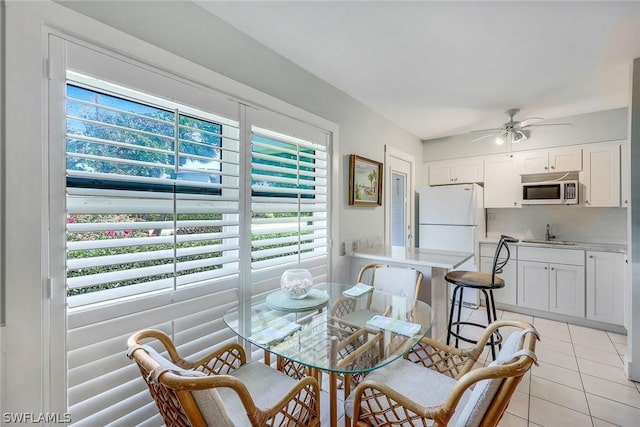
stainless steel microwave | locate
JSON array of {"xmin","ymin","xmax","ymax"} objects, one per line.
[{"xmin": 521, "ymin": 180, "xmax": 578, "ymax": 205}]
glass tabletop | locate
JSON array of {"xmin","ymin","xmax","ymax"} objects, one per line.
[{"xmin": 223, "ymin": 282, "xmax": 434, "ymax": 374}]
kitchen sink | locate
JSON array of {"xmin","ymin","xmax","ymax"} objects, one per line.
[{"xmin": 520, "ymin": 239, "xmax": 578, "ymax": 246}]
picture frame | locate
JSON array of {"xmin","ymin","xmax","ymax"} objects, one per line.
[{"xmin": 349, "ymin": 154, "xmax": 383, "ymax": 206}]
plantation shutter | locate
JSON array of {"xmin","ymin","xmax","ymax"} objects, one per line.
[
  {"xmin": 63, "ymin": 65, "xmax": 242, "ymax": 427},
  {"xmin": 65, "ymin": 82, "xmax": 240, "ymax": 307},
  {"xmin": 250, "ymin": 126, "xmax": 329, "ymax": 274},
  {"xmin": 57, "ymin": 40, "xmax": 333, "ymax": 426}
]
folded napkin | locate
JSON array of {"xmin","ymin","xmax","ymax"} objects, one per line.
[
  {"xmin": 365, "ymin": 315, "xmax": 421, "ymax": 337},
  {"xmin": 249, "ymin": 318, "xmax": 301, "ymax": 346},
  {"xmin": 342, "ymin": 282, "xmax": 374, "ymax": 298}
]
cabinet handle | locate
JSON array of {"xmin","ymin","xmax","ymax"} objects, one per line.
[
  {"xmin": 544, "ymin": 266, "xmax": 548, "ymax": 270},
  {"xmin": 625, "ymin": 200, "xmax": 628, "ymax": 204},
  {"xmin": 513, "ymin": 201, "xmax": 518, "ymax": 206},
  {"xmin": 544, "ymin": 166, "xmax": 548, "ymax": 170},
  {"xmin": 585, "ymin": 200, "xmax": 589, "ymax": 204},
  {"xmin": 551, "ymin": 267, "xmax": 555, "ymax": 270},
  {"xmin": 589, "ymin": 255, "xmax": 593, "ymax": 258},
  {"xmin": 454, "ymin": 178, "xmax": 458, "ymax": 181},
  {"xmin": 450, "ymin": 178, "xmax": 454, "ymax": 182},
  {"xmin": 551, "ymin": 165, "xmax": 556, "ymax": 169}
]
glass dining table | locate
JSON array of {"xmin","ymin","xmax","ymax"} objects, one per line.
[{"xmin": 223, "ymin": 282, "xmax": 434, "ymax": 427}]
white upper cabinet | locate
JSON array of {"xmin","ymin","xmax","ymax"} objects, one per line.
[
  {"xmin": 428, "ymin": 158, "xmax": 483, "ymax": 186},
  {"xmin": 581, "ymin": 141, "xmax": 621, "ymax": 207},
  {"xmin": 518, "ymin": 146, "xmax": 582, "ymax": 174},
  {"xmin": 621, "ymin": 141, "xmax": 629, "ymax": 207},
  {"xmin": 483, "ymin": 153, "xmax": 520, "ymax": 208}
]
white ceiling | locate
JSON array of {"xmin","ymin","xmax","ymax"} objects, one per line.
[{"xmin": 197, "ymin": 1, "xmax": 640, "ymax": 140}]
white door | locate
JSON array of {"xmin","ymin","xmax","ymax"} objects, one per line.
[{"xmin": 385, "ymin": 146, "xmax": 414, "ymax": 247}]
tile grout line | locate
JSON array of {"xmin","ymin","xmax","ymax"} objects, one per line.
[
  {"xmin": 531, "ymin": 315, "xmax": 598, "ymax": 422},
  {"xmin": 566, "ymin": 321, "xmax": 597, "ymax": 425}
]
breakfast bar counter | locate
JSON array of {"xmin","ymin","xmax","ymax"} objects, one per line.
[{"xmin": 349, "ymin": 245, "xmax": 473, "ymax": 340}]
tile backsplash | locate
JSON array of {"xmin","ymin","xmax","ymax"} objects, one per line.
[{"xmin": 487, "ymin": 206, "xmax": 627, "ymax": 244}]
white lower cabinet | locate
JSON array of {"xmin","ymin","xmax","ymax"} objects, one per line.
[
  {"xmin": 517, "ymin": 247, "xmax": 585, "ymax": 316},
  {"xmin": 549, "ymin": 263, "xmax": 585, "ymax": 317},
  {"xmin": 480, "ymin": 256, "xmax": 517, "ymax": 305},
  {"xmin": 586, "ymin": 251, "xmax": 625, "ymax": 325},
  {"xmin": 517, "ymin": 261, "xmax": 549, "ymax": 310},
  {"xmin": 482, "ymin": 243, "xmax": 625, "ymax": 326}
]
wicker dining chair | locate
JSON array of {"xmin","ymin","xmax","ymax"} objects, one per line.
[
  {"xmin": 127, "ymin": 329, "xmax": 321, "ymax": 427},
  {"xmin": 334, "ymin": 264, "xmax": 424, "ymax": 326},
  {"xmin": 345, "ymin": 320, "xmax": 539, "ymax": 427}
]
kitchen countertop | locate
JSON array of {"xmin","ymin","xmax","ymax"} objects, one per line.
[
  {"xmin": 480, "ymin": 238, "xmax": 627, "ymax": 254},
  {"xmin": 349, "ymin": 245, "xmax": 473, "ymax": 269}
]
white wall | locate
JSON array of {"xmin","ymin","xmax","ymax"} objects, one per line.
[{"xmin": 2, "ymin": 0, "xmax": 423, "ymax": 415}]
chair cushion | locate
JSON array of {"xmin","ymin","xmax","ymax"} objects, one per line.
[
  {"xmin": 373, "ymin": 266, "xmax": 420, "ymax": 298},
  {"xmin": 140, "ymin": 345, "xmax": 235, "ymax": 427},
  {"xmin": 217, "ymin": 361, "xmax": 307, "ymax": 427},
  {"xmin": 453, "ymin": 330, "xmax": 526, "ymax": 427},
  {"xmin": 344, "ymin": 359, "xmax": 471, "ymax": 422},
  {"xmin": 445, "ymin": 271, "xmax": 505, "ymax": 289}
]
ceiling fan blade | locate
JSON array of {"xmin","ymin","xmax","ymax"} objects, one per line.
[
  {"xmin": 470, "ymin": 131, "xmax": 503, "ymax": 143},
  {"xmin": 518, "ymin": 117, "xmax": 544, "ymax": 128},
  {"xmin": 469, "ymin": 127, "xmax": 503, "ymax": 133},
  {"xmin": 525, "ymin": 122, "xmax": 573, "ymax": 128}
]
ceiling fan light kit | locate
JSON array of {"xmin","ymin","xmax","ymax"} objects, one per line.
[{"xmin": 470, "ymin": 108, "xmax": 571, "ymax": 144}]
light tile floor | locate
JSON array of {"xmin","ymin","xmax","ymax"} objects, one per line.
[
  {"xmin": 455, "ymin": 307, "xmax": 640, "ymax": 426},
  {"xmin": 322, "ymin": 307, "xmax": 640, "ymax": 427}
]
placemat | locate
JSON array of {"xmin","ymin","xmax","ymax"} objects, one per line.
[{"xmin": 266, "ymin": 289, "xmax": 329, "ymax": 312}]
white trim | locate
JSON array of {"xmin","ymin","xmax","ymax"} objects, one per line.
[{"xmin": 384, "ymin": 146, "xmax": 416, "ymax": 248}]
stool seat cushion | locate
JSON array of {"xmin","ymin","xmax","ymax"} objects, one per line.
[{"xmin": 445, "ymin": 271, "xmax": 505, "ymax": 289}]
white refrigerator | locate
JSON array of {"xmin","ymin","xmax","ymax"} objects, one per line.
[{"xmin": 418, "ymin": 184, "xmax": 485, "ymax": 308}]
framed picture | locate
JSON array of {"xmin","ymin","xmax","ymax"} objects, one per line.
[{"xmin": 349, "ymin": 154, "xmax": 383, "ymax": 206}]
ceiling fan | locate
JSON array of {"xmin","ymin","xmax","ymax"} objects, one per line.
[{"xmin": 470, "ymin": 108, "xmax": 572, "ymax": 145}]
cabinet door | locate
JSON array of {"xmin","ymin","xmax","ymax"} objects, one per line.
[
  {"xmin": 484, "ymin": 154, "xmax": 520, "ymax": 208},
  {"xmin": 549, "ymin": 263, "xmax": 585, "ymax": 317},
  {"xmin": 586, "ymin": 251, "xmax": 625, "ymax": 325},
  {"xmin": 621, "ymin": 141, "xmax": 629, "ymax": 208},
  {"xmin": 517, "ymin": 260, "xmax": 549, "ymax": 310},
  {"xmin": 480, "ymin": 256, "xmax": 517, "ymax": 305},
  {"xmin": 429, "ymin": 161, "xmax": 454, "ymax": 186},
  {"xmin": 518, "ymin": 151, "xmax": 548, "ymax": 174},
  {"xmin": 454, "ymin": 159, "xmax": 483, "ymax": 184},
  {"xmin": 582, "ymin": 142, "xmax": 621, "ymax": 207},
  {"xmin": 549, "ymin": 147, "xmax": 582, "ymax": 172}
]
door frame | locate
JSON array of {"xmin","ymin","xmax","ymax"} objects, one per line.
[{"xmin": 384, "ymin": 146, "xmax": 415, "ymax": 247}]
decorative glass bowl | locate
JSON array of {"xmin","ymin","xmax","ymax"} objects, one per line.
[{"xmin": 280, "ymin": 269, "xmax": 313, "ymax": 299}]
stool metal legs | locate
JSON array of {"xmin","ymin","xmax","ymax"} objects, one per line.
[{"xmin": 446, "ymin": 285, "xmax": 502, "ymax": 360}]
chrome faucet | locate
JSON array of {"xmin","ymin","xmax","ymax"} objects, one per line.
[{"xmin": 545, "ymin": 224, "xmax": 556, "ymax": 241}]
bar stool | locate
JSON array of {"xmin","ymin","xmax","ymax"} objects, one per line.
[{"xmin": 445, "ymin": 235, "xmax": 517, "ymax": 359}]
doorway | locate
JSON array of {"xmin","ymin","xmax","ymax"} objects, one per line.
[{"xmin": 385, "ymin": 146, "xmax": 415, "ymax": 248}]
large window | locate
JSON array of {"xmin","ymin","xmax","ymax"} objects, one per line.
[{"xmin": 65, "ymin": 78, "xmax": 241, "ymax": 307}]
